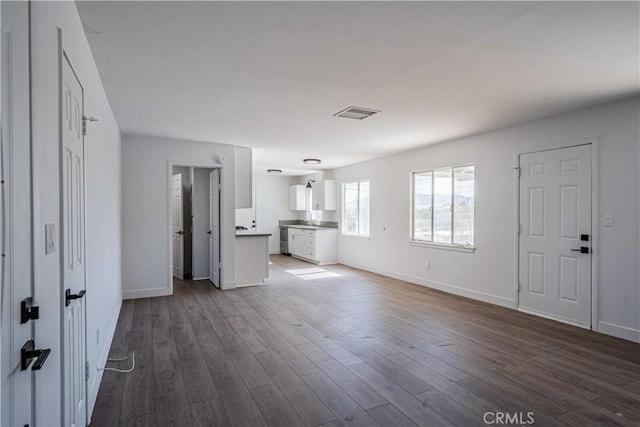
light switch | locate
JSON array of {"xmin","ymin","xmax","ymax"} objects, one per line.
[
  {"xmin": 45, "ymin": 223, "xmax": 56, "ymax": 254},
  {"xmin": 603, "ymin": 215, "xmax": 614, "ymax": 227}
]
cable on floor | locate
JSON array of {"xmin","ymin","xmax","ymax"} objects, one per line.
[{"xmin": 98, "ymin": 352, "xmax": 136, "ymax": 373}]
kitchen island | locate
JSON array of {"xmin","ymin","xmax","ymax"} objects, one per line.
[{"xmin": 235, "ymin": 231, "xmax": 271, "ymax": 286}]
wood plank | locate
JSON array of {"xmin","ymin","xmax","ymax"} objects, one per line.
[
  {"xmin": 301, "ymin": 371, "xmax": 380, "ymax": 427},
  {"xmin": 207, "ymin": 359, "xmax": 266, "ymax": 427},
  {"xmin": 367, "ymin": 403, "xmax": 418, "ymax": 427},
  {"xmin": 249, "ymin": 384, "xmax": 305, "ymax": 427},
  {"xmin": 255, "ymin": 351, "xmax": 335, "ymax": 426},
  {"xmin": 189, "ymin": 399, "xmax": 229, "ymax": 426}
]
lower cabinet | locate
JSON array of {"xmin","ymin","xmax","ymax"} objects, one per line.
[{"xmin": 288, "ymin": 228, "xmax": 337, "ymax": 265}]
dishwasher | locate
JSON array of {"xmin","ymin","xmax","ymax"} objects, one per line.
[{"xmin": 280, "ymin": 226, "xmax": 290, "ymax": 255}]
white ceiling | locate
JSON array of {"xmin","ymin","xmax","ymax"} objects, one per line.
[{"xmin": 77, "ymin": 1, "xmax": 639, "ymax": 174}]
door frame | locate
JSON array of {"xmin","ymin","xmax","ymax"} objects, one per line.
[
  {"xmin": 167, "ymin": 161, "xmax": 223, "ymax": 295},
  {"xmin": 513, "ymin": 137, "xmax": 600, "ymax": 330}
]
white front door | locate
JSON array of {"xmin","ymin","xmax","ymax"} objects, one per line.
[
  {"xmin": 61, "ymin": 52, "xmax": 87, "ymax": 427},
  {"xmin": 1, "ymin": 2, "xmax": 34, "ymax": 425},
  {"xmin": 519, "ymin": 144, "xmax": 592, "ymax": 328},
  {"xmin": 209, "ymin": 169, "xmax": 220, "ymax": 287},
  {"xmin": 172, "ymin": 173, "xmax": 184, "ymax": 280}
]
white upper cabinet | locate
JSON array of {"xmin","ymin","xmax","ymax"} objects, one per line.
[
  {"xmin": 234, "ymin": 146, "xmax": 252, "ymax": 208},
  {"xmin": 312, "ymin": 179, "xmax": 336, "ymax": 211},
  {"xmin": 289, "ymin": 185, "xmax": 307, "ymax": 211}
]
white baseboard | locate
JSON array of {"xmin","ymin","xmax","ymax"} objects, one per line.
[
  {"xmin": 518, "ymin": 307, "xmax": 590, "ymax": 329},
  {"xmin": 122, "ymin": 287, "xmax": 171, "ymax": 300},
  {"xmin": 597, "ymin": 321, "xmax": 640, "ymax": 343},
  {"xmin": 192, "ymin": 277, "xmax": 210, "ymax": 281},
  {"xmin": 222, "ymin": 280, "xmax": 236, "ymax": 290},
  {"xmin": 87, "ymin": 298, "xmax": 122, "ymax": 419},
  {"xmin": 339, "ymin": 258, "xmax": 515, "ymax": 309}
]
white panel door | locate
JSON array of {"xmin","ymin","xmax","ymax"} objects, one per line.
[
  {"xmin": 209, "ymin": 169, "xmax": 220, "ymax": 287},
  {"xmin": 519, "ymin": 145, "xmax": 592, "ymax": 327},
  {"xmin": 1, "ymin": 2, "xmax": 34, "ymax": 425},
  {"xmin": 172, "ymin": 173, "xmax": 184, "ymax": 280},
  {"xmin": 62, "ymin": 52, "xmax": 87, "ymax": 427}
]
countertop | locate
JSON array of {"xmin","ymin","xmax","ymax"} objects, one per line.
[
  {"xmin": 282, "ymin": 225, "xmax": 337, "ymax": 231},
  {"xmin": 235, "ymin": 231, "xmax": 272, "ymax": 237}
]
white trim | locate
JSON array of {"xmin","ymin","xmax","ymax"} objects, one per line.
[
  {"xmin": 122, "ymin": 287, "xmax": 171, "ymax": 300},
  {"xmin": 597, "ymin": 321, "xmax": 640, "ymax": 343},
  {"xmin": 340, "ymin": 258, "xmax": 515, "ymax": 308},
  {"xmin": 87, "ymin": 298, "xmax": 121, "ymax": 419},
  {"xmin": 515, "ymin": 138, "xmax": 599, "ymax": 331},
  {"xmin": 222, "ymin": 280, "xmax": 236, "ymax": 290},
  {"xmin": 192, "ymin": 277, "xmax": 210, "ymax": 281},
  {"xmin": 409, "ymin": 240, "xmax": 475, "ymax": 253},
  {"xmin": 590, "ymin": 139, "xmax": 600, "ymax": 331},
  {"xmin": 518, "ymin": 307, "xmax": 590, "ymax": 329}
]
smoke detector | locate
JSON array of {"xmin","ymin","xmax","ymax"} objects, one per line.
[{"xmin": 333, "ymin": 106, "xmax": 380, "ymax": 120}]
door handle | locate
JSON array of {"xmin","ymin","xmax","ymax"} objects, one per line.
[
  {"xmin": 21, "ymin": 340, "xmax": 51, "ymax": 371},
  {"xmin": 65, "ymin": 289, "xmax": 86, "ymax": 307},
  {"xmin": 570, "ymin": 247, "xmax": 589, "ymax": 254}
]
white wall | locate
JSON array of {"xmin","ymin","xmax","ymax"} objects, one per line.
[
  {"xmin": 30, "ymin": 1, "xmax": 122, "ymax": 423},
  {"xmin": 193, "ymin": 168, "xmax": 214, "ymax": 279},
  {"xmin": 121, "ymin": 135, "xmax": 237, "ymax": 296},
  {"xmin": 254, "ymin": 172, "xmax": 298, "ymax": 253},
  {"xmin": 334, "ymin": 97, "xmax": 640, "ymax": 342}
]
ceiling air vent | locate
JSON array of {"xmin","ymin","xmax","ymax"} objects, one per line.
[{"xmin": 333, "ymin": 106, "xmax": 380, "ymax": 120}]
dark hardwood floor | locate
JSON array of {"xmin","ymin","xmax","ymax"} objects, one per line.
[{"xmin": 91, "ymin": 255, "xmax": 640, "ymax": 426}]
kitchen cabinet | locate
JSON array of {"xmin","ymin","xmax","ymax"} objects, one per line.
[
  {"xmin": 312, "ymin": 180, "xmax": 336, "ymax": 211},
  {"xmin": 288, "ymin": 227, "xmax": 337, "ymax": 265},
  {"xmin": 235, "ymin": 146, "xmax": 252, "ymax": 208},
  {"xmin": 288, "ymin": 185, "xmax": 307, "ymax": 211},
  {"xmin": 288, "ymin": 227, "xmax": 304, "ymax": 256}
]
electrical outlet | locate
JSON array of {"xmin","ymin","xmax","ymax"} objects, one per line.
[
  {"xmin": 96, "ymin": 329, "xmax": 100, "ymax": 345},
  {"xmin": 426, "ymin": 261, "xmax": 431, "ymax": 271},
  {"xmin": 45, "ymin": 223, "xmax": 56, "ymax": 254},
  {"xmin": 603, "ymin": 215, "xmax": 614, "ymax": 227}
]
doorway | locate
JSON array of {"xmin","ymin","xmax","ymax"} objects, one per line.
[
  {"xmin": 170, "ymin": 165, "xmax": 221, "ymax": 288},
  {"xmin": 518, "ymin": 143, "xmax": 594, "ymax": 328}
]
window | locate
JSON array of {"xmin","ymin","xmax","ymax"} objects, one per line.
[
  {"xmin": 342, "ymin": 180, "xmax": 369, "ymax": 237},
  {"xmin": 412, "ymin": 165, "xmax": 475, "ymax": 246}
]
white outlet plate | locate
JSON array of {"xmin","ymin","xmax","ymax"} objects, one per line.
[
  {"xmin": 45, "ymin": 223, "xmax": 56, "ymax": 254},
  {"xmin": 603, "ymin": 215, "xmax": 614, "ymax": 227}
]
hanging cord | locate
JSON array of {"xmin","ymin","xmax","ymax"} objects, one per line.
[{"xmin": 98, "ymin": 352, "xmax": 136, "ymax": 373}]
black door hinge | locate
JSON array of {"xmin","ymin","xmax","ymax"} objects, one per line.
[{"xmin": 21, "ymin": 297, "xmax": 39, "ymax": 324}]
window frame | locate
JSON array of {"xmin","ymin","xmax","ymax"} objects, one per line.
[
  {"xmin": 410, "ymin": 164, "xmax": 476, "ymax": 252},
  {"xmin": 341, "ymin": 180, "xmax": 370, "ymax": 238}
]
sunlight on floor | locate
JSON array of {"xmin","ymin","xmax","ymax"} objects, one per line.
[{"xmin": 286, "ymin": 267, "xmax": 341, "ymax": 280}]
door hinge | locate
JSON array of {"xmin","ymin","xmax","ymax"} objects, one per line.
[
  {"xmin": 514, "ymin": 166, "xmax": 521, "ymax": 177},
  {"xmin": 85, "ymin": 361, "xmax": 89, "ymax": 381},
  {"xmin": 518, "ymin": 224, "xmax": 522, "ymax": 235},
  {"xmin": 517, "ymin": 282, "xmax": 521, "ymax": 291},
  {"xmin": 21, "ymin": 297, "xmax": 40, "ymax": 324}
]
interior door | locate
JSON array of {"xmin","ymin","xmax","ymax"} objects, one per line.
[
  {"xmin": 209, "ymin": 169, "xmax": 220, "ymax": 287},
  {"xmin": 519, "ymin": 144, "xmax": 592, "ymax": 327},
  {"xmin": 62, "ymin": 52, "xmax": 87, "ymax": 427},
  {"xmin": 172, "ymin": 173, "xmax": 184, "ymax": 280},
  {"xmin": 1, "ymin": 2, "xmax": 34, "ymax": 425}
]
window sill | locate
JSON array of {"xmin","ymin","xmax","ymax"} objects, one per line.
[
  {"xmin": 342, "ymin": 233, "xmax": 370, "ymax": 240},
  {"xmin": 409, "ymin": 240, "xmax": 476, "ymax": 253}
]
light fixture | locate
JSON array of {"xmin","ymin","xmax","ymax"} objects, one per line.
[
  {"xmin": 303, "ymin": 158, "xmax": 321, "ymax": 165},
  {"xmin": 334, "ymin": 106, "xmax": 380, "ymax": 120},
  {"xmin": 267, "ymin": 169, "xmax": 282, "ymax": 174}
]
